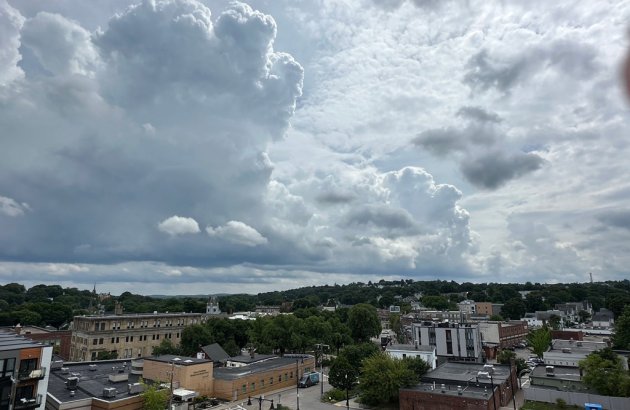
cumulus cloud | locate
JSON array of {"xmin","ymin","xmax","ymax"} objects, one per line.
[
  {"xmin": 0, "ymin": 0, "xmax": 24, "ymax": 85},
  {"xmin": 456, "ymin": 106, "xmax": 501, "ymax": 124},
  {"xmin": 460, "ymin": 152, "xmax": 545, "ymax": 190},
  {"xmin": 206, "ymin": 221, "xmax": 268, "ymax": 247},
  {"xmin": 158, "ymin": 216, "xmax": 200, "ymax": 236}
]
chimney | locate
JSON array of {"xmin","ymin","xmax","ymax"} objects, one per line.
[{"xmin": 114, "ymin": 301, "xmax": 124, "ymax": 316}]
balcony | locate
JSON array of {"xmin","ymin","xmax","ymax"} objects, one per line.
[
  {"xmin": 14, "ymin": 394, "xmax": 42, "ymax": 409},
  {"xmin": 18, "ymin": 368, "xmax": 46, "ymax": 381}
]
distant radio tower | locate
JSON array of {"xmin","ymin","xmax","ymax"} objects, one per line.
[{"xmin": 589, "ymin": 272, "xmax": 593, "ymax": 283}]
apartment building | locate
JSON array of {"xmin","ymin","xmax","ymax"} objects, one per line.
[
  {"xmin": 0, "ymin": 330, "xmax": 52, "ymax": 410},
  {"xmin": 411, "ymin": 322, "xmax": 483, "ymax": 363},
  {"xmin": 69, "ymin": 311, "xmax": 206, "ymax": 361},
  {"xmin": 478, "ymin": 321, "xmax": 528, "ymax": 349}
]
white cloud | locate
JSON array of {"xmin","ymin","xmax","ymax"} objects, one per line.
[
  {"xmin": 0, "ymin": 0, "xmax": 24, "ymax": 85},
  {"xmin": 206, "ymin": 220, "xmax": 268, "ymax": 247},
  {"xmin": 158, "ymin": 216, "xmax": 200, "ymax": 236},
  {"xmin": 0, "ymin": 195, "xmax": 29, "ymax": 216}
]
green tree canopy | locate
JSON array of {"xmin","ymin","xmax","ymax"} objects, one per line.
[
  {"xmin": 328, "ymin": 356, "xmax": 357, "ymax": 391},
  {"xmin": 579, "ymin": 348, "xmax": 630, "ymax": 397},
  {"xmin": 358, "ymin": 352, "xmax": 417, "ymax": 406},
  {"xmin": 347, "ymin": 303, "xmax": 380, "ymax": 343},
  {"xmin": 613, "ymin": 305, "xmax": 630, "ymax": 350},
  {"xmin": 527, "ymin": 327, "xmax": 551, "ymax": 358},
  {"xmin": 141, "ymin": 381, "xmax": 169, "ymax": 410}
]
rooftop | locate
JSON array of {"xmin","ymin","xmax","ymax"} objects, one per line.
[
  {"xmin": 228, "ymin": 354, "xmax": 276, "ymax": 364},
  {"xmin": 386, "ymin": 344, "xmax": 435, "ymax": 353},
  {"xmin": 531, "ymin": 365, "xmax": 582, "ymax": 382},
  {"xmin": 47, "ymin": 360, "xmax": 142, "ymax": 404},
  {"xmin": 423, "ymin": 362, "xmax": 512, "ymax": 385},
  {"xmin": 146, "ymin": 354, "xmax": 210, "ymax": 365},
  {"xmin": 0, "ymin": 330, "xmax": 46, "ymax": 352},
  {"xmin": 402, "ymin": 382, "xmax": 495, "ymax": 401},
  {"xmin": 75, "ymin": 312, "xmax": 203, "ymax": 320},
  {"xmin": 215, "ymin": 355, "xmax": 313, "ymax": 381}
]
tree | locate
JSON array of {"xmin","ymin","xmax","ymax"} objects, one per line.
[
  {"xmin": 527, "ymin": 327, "xmax": 551, "ymax": 358},
  {"xmin": 141, "ymin": 381, "xmax": 169, "ymax": 410},
  {"xmin": 97, "ymin": 351, "xmax": 118, "ymax": 360},
  {"xmin": 338, "ymin": 343, "xmax": 379, "ymax": 374},
  {"xmin": 501, "ymin": 297, "xmax": 526, "ymax": 320},
  {"xmin": 389, "ymin": 314, "xmax": 404, "ymax": 343},
  {"xmin": 578, "ymin": 310, "xmax": 591, "ymax": 323},
  {"xmin": 579, "ymin": 348, "xmax": 630, "ymax": 397},
  {"xmin": 358, "ymin": 352, "xmax": 416, "ymax": 406},
  {"xmin": 489, "ymin": 314, "xmax": 504, "ymax": 321},
  {"xmin": 152, "ymin": 339, "xmax": 181, "ymax": 356},
  {"xmin": 347, "ymin": 304, "xmax": 380, "ymax": 343},
  {"xmin": 179, "ymin": 324, "xmax": 212, "ymax": 356},
  {"xmin": 328, "ymin": 356, "xmax": 357, "ymax": 391},
  {"xmin": 613, "ymin": 305, "xmax": 630, "ymax": 350},
  {"xmin": 401, "ymin": 356, "xmax": 429, "ymax": 380},
  {"xmin": 548, "ymin": 314, "xmax": 562, "ymax": 330}
]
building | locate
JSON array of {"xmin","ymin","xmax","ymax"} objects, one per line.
[
  {"xmin": 6, "ymin": 326, "xmax": 71, "ymax": 361},
  {"xmin": 69, "ymin": 312, "xmax": 206, "ymax": 361},
  {"xmin": 213, "ymin": 354, "xmax": 315, "ymax": 401},
  {"xmin": 385, "ymin": 344, "xmax": 437, "ymax": 369},
  {"xmin": 592, "ymin": 308, "xmax": 614, "ymax": 329},
  {"xmin": 555, "ymin": 301, "xmax": 592, "ymax": 322},
  {"xmin": 413, "ymin": 310, "xmax": 472, "ymax": 323},
  {"xmin": 543, "ymin": 339, "xmax": 607, "ymax": 367},
  {"xmin": 411, "ymin": 322, "xmax": 483, "ymax": 363},
  {"xmin": 199, "ymin": 343, "xmax": 230, "ymax": 367},
  {"xmin": 143, "ymin": 355, "xmax": 213, "ymax": 397},
  {"xmin": 522, "ymin": 310, "xmax": 566, "ymax": 328},
  {"xmin": 529, "ymin": 365, "xmax": 591, "ymax": 393},
  {"xmin": 457, "ymin": 300, "xmax": 476, "ymax": 315},
  {"xmin": 475, "ymin": 302, "xmax": 503, "ymax": 317},
  {"xmin": 0, "ymin": 330, "xmax": 53, "ymax": 410},
  {"xmin": 206, "ymin": 297, "xmax": 221, "ymax": 315},
  {"xmin": 479, "ymin": 321, "xmax": 528, "ymax": 349},
  {"xmin": 46, "ymin": 359, "xmax": 144, "ymax": 410},
  {"xmin": 400, "ymin": 362, "xmax": 518, "ymax": 410}
]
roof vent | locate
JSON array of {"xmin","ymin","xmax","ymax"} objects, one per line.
[
  {"xmin": 102, "ymin": 387, "xmax": 117, "ymax": 398},
  {"xmin": 61, "ymin": 367, "xmax": 69, "ymax": 374},
  {"xmin": 89, "ymin": 364, "xmax": 97, "ymax": 371},
  {"xmin": 66, "ymin": 377, "xmax": 79, "ymax": 390},
  {"xmin": 457, "ymin": 386, "xmax": 463, "ymax": 395},
  {"xmin": 561, "ymin": 348, "xmax": 571, "ymax": 353},
  {"xmin": 546, "ymin": 366, "xmax": 555, "ymax": 376},
  {"xmin": 440, "ymin": 383, "xmax": 446, "ymax": 393}
]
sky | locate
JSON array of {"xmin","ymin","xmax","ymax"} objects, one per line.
[{"xmin": 1, "ymin": 0, "xmax": 630, "ymax": 295}]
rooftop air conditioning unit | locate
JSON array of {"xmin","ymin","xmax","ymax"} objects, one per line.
[
  {"xmin": 561, "ymin": 348, "xmax": 571, "ymax": 353},
  {"xmin": 482, "ymin": 364, "xmax": 495, "ymax": 374},
  {"xmin": 89, "ymin": 364, "xmax": 97, "ymax": 371},
  {"xmin": 477, "ymin": 371, "xmax": 490, "ymax": 379},
  {"xmin": 457, "ymin": 386, "xmax": 463, "ymax": 395},
  {"xmin": 128, "ymin": 383, "xmax": 145, "ymax": 395},
  {"xmin": 577, "ymin": 341, "xmax": 583, "ymax": 347},
  {"xmin": 61, "ymin": 367, "xmax": 69, "ymax": 374},
  {"xmin": 66, "ymin": 377, "xmax": 79, "ymax": 390},
  {"xmin": 51, "ymin": 361, "xmax": 64, "ymax": 370},
  {"xmin": 102, "ymin": 387, "xmax": 117, "ymax": 398},
  {"xmin": 545, "ymin": 366, "xmax": 555, "ymax": 376}
]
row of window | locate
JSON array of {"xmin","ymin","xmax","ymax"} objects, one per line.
[
  {"xmin": 92, "ymin": 333, "xmax": 180, "ymax": 345},
  {"xmin": 94, "ymin": 318, "xmax": 199, "ymax": 331}
]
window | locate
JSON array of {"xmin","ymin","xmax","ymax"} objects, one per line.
[
  {"xmin": 116, "ymin": 337, "xmax": 119, "ymax": 343},
  {"xmin": 156, "ymin": 334, "xmax": 160, "ymax": 340},
  {"xmin": 250, "ymin": 382, "xmax": 255, "ymax": 391},
  {"xmin": 261, "ymin": 379, "xmax": 265, "ymax": 387},
  {"xmin": 290, "ymin": 371, "xmax": 293, "ymax": 379},
  {"xmin": 269, "ymin": 377, "xmax": 273, "ymax": 385},
  {"xmin": 99, "ymin": 338, "xmax": 104, "ymax": 344},
  {"xmin": 242, "ymin": 385, "xmax": 246, "ymax": 393},
  {"xmin": 111, "ymin": 337, "xmax": 115, "ymax": 343},
  {"xmin": 284, "ymin": 373, "xmax": 288, "ymax": 381},
  {"xmin": 278, "ymin": 375, "xmax": 281, "ymax": 382},
  {"xmin": 0, "ymin": 358, "xmax": 15, "ymax": 377},
  {"xmin": 93, "ymin": 338, "xmax": 98, "ymax": 345}
]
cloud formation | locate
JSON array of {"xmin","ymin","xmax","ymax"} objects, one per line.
[
  {"xmin": 206, "ymin": 221, "xmax": 268, "ymax": 247},
  {"xmin": 158, "ymin": 216, "xmax": 200, "ymax": 236}
]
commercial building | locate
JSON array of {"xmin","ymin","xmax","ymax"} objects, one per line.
[
  {"xmin": 478, "ymin": 321, "xmax": 528, "ymax": 349},
  {"xmin": 385, "ymin": 344, "xmax": 437, "ymax": 369},
  {"xmin": 69, "ymin": 311, "xmax": 206, "ymax": 361},
  {"xmin": 529, "ymin": 365, "xmax": 591, "ymax": 393},
  {"xmin": 543, "ymin": 339, "xmax": 607, "ymax": 367},
  {"xmin": 400, "ymin": 362, "xmax": 518, "ymax": 410},
  {"xmin": 475, "ymin": 302, "xmax": 503, "ymax": 318},
  {"xmin": 411, "ymin": 322, "xmax": 483, "ymax": 363},
  {"xmin": 213, "ymin": 354, "xmax": 315, "ymax": 401},
  {"xmin": 143, "ymin": 355, "xmax": 213, "ymax": 397},
  {"xmin": 5, "ymin": 326, "xmax": 71, "ymax": 361},
  {"xmin": 0, "ymin": 330, "xmax": 53, "ymax": 410}
]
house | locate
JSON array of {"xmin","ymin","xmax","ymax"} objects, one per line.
[{"xmin": 385, "ymin": 344, "xmax": 437, "ymax": 369}]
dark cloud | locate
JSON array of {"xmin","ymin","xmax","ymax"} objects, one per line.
[
  {"xmin": 344, "ymin": 205, "xmax": 417, "ymax": 234},
  {"xmin": 315, "ymin": 191, "xmax": 356, "ymax": 204},
  {"xmin": 598, "ymin": 210, "xmax": 630, "ymax": 231},
  {"xmin": 456, "ymin": 106, "xmax": 502, "ymax": 123},
  {"xmin": 412, "ymin": 128, "xmax": 466, "ymax": 156},
  {"xmin": 460, "ymin": 152, "xmax": 545, "ymax": 189},
  {"xmin": 463, "ymin": 39, "xmax": 598, "ymax": 93}
]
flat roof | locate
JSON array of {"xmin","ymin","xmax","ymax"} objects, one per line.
[
  {"xmin": 386, "ymin": 344, "xmax": 434, "ymax": 353},
  {"xmin": 74, "ymin": 312, "xmax": 203, "ymax": 320},
  {"xmin": 228, "ymin": 354, "xmax": 276, "ymax": 364},
  {"xmin": 47, "ymin": 360, "xmax": 142, "ymax": 404},
  {"xmin": 146, "ymin": 355, "xmax": 210, "ymax": 365},
  {"xmin": 215, "ymin": 356, "xmax": 308, "ymax": 381},
  {"xmin": 402, "ymin": 382, "xmax": 494, "ymax": 401},
  {"xmin": 531, "ymin": 366, "xmax": 582, "ymax": 382},
  {"xmin": 423, "ymin": 362, "xmax": 512, "ymax": 385}
]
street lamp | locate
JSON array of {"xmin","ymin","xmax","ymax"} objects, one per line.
[
  {"xmin": 344, "ymin": 373, "xmax": 349, "ymax": 410},
  {"xmin": 296, "ymin": 359, "xmax": 300, "ymax": 410},
  {"xmin": 247, "ymin": 396, "xmax": 274, "ymax": 410},
  {"xmin": 315, "ymin": 343, "xmax": 330, "ymax": 398}
]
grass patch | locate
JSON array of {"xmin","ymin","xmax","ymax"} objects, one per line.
[{"xmin": 522, "ymin": 400, "xmax": 581, "ymax": 410}]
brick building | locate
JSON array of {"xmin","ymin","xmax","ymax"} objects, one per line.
[
  {"xmin": 70, "ymin": 311, "xmax": 206, "ymax": 361},
  {"xmin": 9, "ymin": 326, "xmax": 71, "ymax": 360}
]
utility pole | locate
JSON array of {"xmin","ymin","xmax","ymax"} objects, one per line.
[
  {"xmin": 168, "ymin": 360, "xmax": 174, "ymax": 410},
  {"xmin": 315, "ymin": 343, "xmax": 329, "ymax": 398},
  {"xmin": 296, "ymin": 359, "xmax": 300, "ymax": 410}
]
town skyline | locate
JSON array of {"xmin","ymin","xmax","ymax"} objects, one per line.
[{"xmin": 1, "ymin": 1, "xmax": 630, "ymax": 295}]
